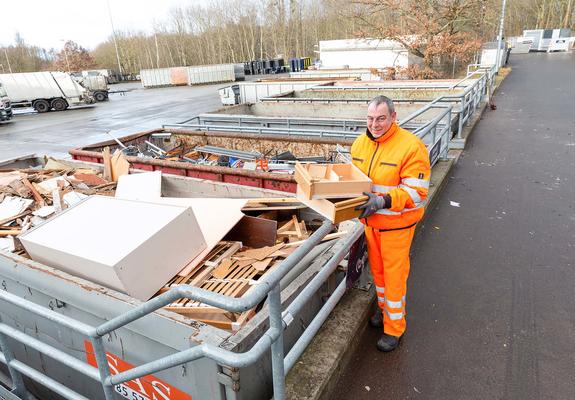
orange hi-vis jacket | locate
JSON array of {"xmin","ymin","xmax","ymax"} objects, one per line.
[{"xmin": 351, "ymin": 122, "xmax": 431, "ymax": 230}]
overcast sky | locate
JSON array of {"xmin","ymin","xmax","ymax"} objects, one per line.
[{"xmin": 1, "ymin": 0, "xmax": 201, "ymax": 50}]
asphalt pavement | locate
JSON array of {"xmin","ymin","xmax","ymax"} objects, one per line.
[
  {"xmin": 0, "ymin": 81, "xmax": 226, "ymax": 160},
  {"xmin": 332, "ymin": 51, "xmax": 575, "ymax": 399}
]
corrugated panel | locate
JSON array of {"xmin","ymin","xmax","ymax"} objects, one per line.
[
  {"xmin": 170, "ymin": 67, "xmax": 189, "ymax": 86},
  {"xmin": 187, "ymin": 64, "xmax": 235, "ymax": 85},
  {"xmin": 140, "ymin": 68, "xmax": 172, "ymax": 88}
]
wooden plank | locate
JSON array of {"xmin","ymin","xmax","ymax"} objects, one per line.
[
  {"xmin": 0, "ymin": 211, "xmax": 31, "ymax": 227},
  {"xmin": 277, "ymin": 218, "xmax": 295, "ymax": 234},
  {"xmin": 246, "ymin": 198, "xmax": 299, "ymax": 204},
  {"xmin": 235, "ymin": 243, "xmax": 284, "ymax": 261},
  {"xmin": 21, "ymin": 177, "xmax": 46, "ymax": 207},
  {"xmin": 224, "ymin": 216, "xmax": 277, "ymax": 248},
  {"xmin": 252, "ymin": 258, "xmax": 273, "ymax": 272},
  {"xmin": 204, "ymin": 241, "xmax": 241, "ymax": 267},
  {"xmin": 102, "ymin": 147, "xmax": 112, "ymax": 182},
  {"xmin": 0, "ymin": 230, "xmax": 21, "ymax": 236},
  {"xmin": 110, "ymin": 150, "xmax": 130, "ymax": 182},
  {"xmin": 293, "ymin": 215, "xmax": 303, "ymax": 238},
  {"xmin": 211, "ymin": 258, "xmax": 236, "ymax": 279},
  {"xmin": 284, "ymin": 232, "xmax": 348, "ymax": 247}
]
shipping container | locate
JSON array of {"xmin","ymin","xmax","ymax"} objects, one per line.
[
  {"xmin": 187, "ymin": 64, "xmax": 236, "ymax": 85},
  {"xmin": 219, "ymin": 79, "xmax": 349, "ymax": 105},
  {"xmin": 289, "ymin": 69, "xmax": 380, "ymax": 80},
  {"xmin": 318, "ymin": 38, "xmax": 423, "ymax": 69},
  {"xmin": 69, "ymin": 128, "xmax": 355, "ymax": 193},
  {"xmin": 0, "ymin": 155, "xmax": 359, "ymax": 400}
]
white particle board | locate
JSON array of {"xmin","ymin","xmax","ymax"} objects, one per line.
[
  {"xmin": 19, "ymin": 195, "xmax": 206, "ymax": 300},
  {"xmin": 155, "ymin": 197, "xmax": 248, "ymax": 276},
  {"xmin": 115, "ymin": 171, "xmax": 162, "ymax": 201}
]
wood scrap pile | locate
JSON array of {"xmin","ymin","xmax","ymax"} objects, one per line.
[
  {"xmin": 161, "ymin": 241, "xmax": 296, "ymax": 331},
  {"xmin": 0, "ymin": 155, "xmax": 128, "ymax": 254},
  {"xmin": 158, "ymin": 200, "xmax": 348, "ymax": 331}
]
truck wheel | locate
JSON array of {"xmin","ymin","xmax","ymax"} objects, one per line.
[
  {"xmin": 94, "ymin": 92, "xmax": 107, "ymax": 102},
  {"xmin": 33, "ymin": 100, "xmax": 51, "ymax": 113},
  {"xmin": 51, "ymin": 98, "xmax": 68, "ymax": 111}
]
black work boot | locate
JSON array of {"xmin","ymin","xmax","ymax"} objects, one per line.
[
  {"xmin": 369, "ymin": 310, "xmax": 383, "ymax": 328},
  {"xmin": 376, "ymin": 333, "xmax": 401, "ymax": 352}
]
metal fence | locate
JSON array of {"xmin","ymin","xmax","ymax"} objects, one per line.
[
  {"xmin": 0, "ymin": 221, "xmax": 364, "ymax": 400},
  {"xmin": 164, "ymin": 104, "xmax": 452, "ymax": 168}
]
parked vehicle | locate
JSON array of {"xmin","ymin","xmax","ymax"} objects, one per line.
[
  {"xmin": 72, "ymin": 73, "xmax": 109, "ymax": 102},
  {"xmin": 81, "ymin": 69, "xmax": 120, "ymax": 84},
  {"xmin": 0, "ymin": 71, "xmax": 94, "ymax": 112},
  {"xmin": 523, "ymin": 28, "xmax": 572, "ymax": 51},
  {"xmin": 0, "ymin": 82, "xmax": 12, "ymax": 122}
]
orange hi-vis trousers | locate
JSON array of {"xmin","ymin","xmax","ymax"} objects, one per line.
[{"xmin": 365, "ymin": 224, "xmax": 417, "ymax": 337}]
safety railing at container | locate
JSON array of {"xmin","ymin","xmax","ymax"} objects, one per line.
[{"xmin": 0, "ymin": 220, "xmax": 363, "ymax": 400}]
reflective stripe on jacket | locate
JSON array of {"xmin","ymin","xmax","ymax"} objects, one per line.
[{"xmin": 351, "ymin": 122, "xmax": 431, "ymax": 230}]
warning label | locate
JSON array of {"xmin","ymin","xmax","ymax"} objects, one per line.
[{"xmin": 84, "ymin": 341, "xmax": 192, "ymax": 400}]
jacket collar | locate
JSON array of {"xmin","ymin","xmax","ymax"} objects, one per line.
[{"xmin": 366, "ymin": 122, "xmax": 399, "ymax": 144}]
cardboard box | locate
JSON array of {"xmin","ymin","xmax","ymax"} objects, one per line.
[
  {"xmin": 19, "ymin": 196, "xmax": 206, "ymax": 300},
  {"xmin": 295, "ymin": 162, "xmax": 372, "ymax": 200}
]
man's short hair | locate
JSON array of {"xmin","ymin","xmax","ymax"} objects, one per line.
[{"xmin": 369, "ymin": 95, "xmax": 395, "ymax": 115}]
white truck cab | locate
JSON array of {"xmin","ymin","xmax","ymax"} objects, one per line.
[{"xmin": 0, "ymin": 82, "xmax": 13, "ymax": 122}]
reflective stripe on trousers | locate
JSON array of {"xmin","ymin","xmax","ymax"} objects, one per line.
[{"xmin": 365, "ymin": 224, "xmax": 416, "ymax": 337}]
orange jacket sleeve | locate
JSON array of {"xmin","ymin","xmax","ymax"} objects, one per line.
[{"xmin": 388, "ymin": 140, "xmax": 431, "ymax": 212}]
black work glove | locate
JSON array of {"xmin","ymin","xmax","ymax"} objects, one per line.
[{"xmin": 355, "ymin": 192, "xmax": 391, "ymax": 219}]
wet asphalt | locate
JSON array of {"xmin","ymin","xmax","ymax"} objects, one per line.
[
  {"xmin": 0, "ymin": 81, "xmax": 226, "ymax": 160},
  {"xmin": 332, "ymin": 52, "xmax": 575, "ymax": 400}
]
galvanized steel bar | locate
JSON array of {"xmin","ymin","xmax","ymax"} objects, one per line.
[
  {"xmin": 106, "ymin": 326, "xmax": 281, "ymax": 385},
  {"xmin": 268, "ymin": 285, "xmax": 286, "ymax": 400},
  {"xmin": 284, "ymin": 278, "xmax": 347, "ymax": 374},
  {"xmin": 0, "ymin": 352, "xmax": 90, "ymax": 400},
  {"xmin": 284, "ymin": 224, "xmax": 363, "ymax": 320},
  {"xmin": 90, "ymin": 337, "xmax": 115, "ymax": 400},
  {"xmin": 0, "ymin": 323, "xmax": 101, "ymax": 381},
  {"xmin": 0, "ymin": 290, "xmax": 94, "ymax": 336},
  {"xmin": 0, "ymin": 328, "xmax": 28, "ymax": 399}
]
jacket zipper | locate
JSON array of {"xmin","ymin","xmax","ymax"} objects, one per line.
[{"xmin": 367, "ymin": 142, "xmax": 379, "ymax": 178}]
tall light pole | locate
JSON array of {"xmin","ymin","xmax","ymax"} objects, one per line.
[
  {"xmin": 60, "ymin": 40, "xmax": 71, "ymax": 72},
  {"xmin": 495, "ymin": 0, "xmax": 507, "ymax": 73},
  {"xmin": 106, "ymin": 0, "xmax": 123, "ymax": 79},
  {"xmin": 3, "ymin": 48, "xmax": 12, "ymax": 73}
]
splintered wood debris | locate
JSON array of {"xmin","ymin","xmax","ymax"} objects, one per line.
[
  {"xmin": 157, "ymin": 206, "xmax": 347, "ymax": 331},
  {"xmin": 0, "ymin": 155, "xmax": 125, "ymax": 255}
]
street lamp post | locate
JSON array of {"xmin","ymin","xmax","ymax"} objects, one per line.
[
  {"xmin": 3, "ymin": 48, "xmax": 12, "ymax": 73},
  {"xmin": 495, "ymin": 0, "xmax": 508, "ymax": 73},
  {"xmin": 106, "ymin": 0, "xmax": 123, "ymax": 80}
]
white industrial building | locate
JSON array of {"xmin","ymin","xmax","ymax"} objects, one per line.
[{"xmin": 318, "ymin": 38, "xmax": 423, "ymax": 69}]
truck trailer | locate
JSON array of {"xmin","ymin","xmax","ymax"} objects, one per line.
[
  {"xmin": 0, "ymin": 71, "xmax": 94, "ymax": 113},
  {"xmin": 72, "ymin": 73, "xmax": 109, "ymax": 101},
  {"xmin": 0, "ymin": 82, "xmax": 12, "ymax": 122}
]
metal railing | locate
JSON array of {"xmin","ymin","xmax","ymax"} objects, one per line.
[
  {"xmin": 0, "ymin": 220, "xmax": 364, "ymax": 400},
  {"xmin": 259, "ymin": 67, "xmax": 492, "ymax": 140}
]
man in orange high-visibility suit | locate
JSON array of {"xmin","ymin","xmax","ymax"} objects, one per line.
[{"xmin": 353, "ymin": 95, "xmax": 430, "ymax": 352}]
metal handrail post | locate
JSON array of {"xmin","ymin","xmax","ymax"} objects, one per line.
[
  {"xmin": 91, "ymin": 336, "xmax": 115, "ymax": 400},
  {"xmin": 268, "ymin": 284, "xmax": 286, "ymax": 400},
  {"xmin": 0, "ymin": 325, "xmax": 29, "ymax": 399}
]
